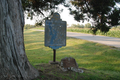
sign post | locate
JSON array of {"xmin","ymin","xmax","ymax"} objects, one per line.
[
  {"xmin": 45, "ymin": 13, "xmax": 66, "ymax": 64},
  {"xmin": 53, "ymin": 49, "xmax": 56, "ymax": 62}
]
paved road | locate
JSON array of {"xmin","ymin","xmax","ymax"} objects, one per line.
[
  {"xmin": 67, "ymin": 32, "xmax": 120, "ymax": 48},
  {"xmin": 33, "ymin": 30, "xmax": 120, "ymax": 48}
]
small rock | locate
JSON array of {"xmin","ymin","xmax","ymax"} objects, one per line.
[
  {"xmin": 59, "ymin": 57, "xmax": 83, "ymax": 73},
  {"xmin": 60, "ymin": 57, "xmax": 78, "ymax": 69}
]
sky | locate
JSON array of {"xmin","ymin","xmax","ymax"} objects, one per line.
[{"xmin": 25, "ymin": 5, "xmax": 89, "ymax": 26}]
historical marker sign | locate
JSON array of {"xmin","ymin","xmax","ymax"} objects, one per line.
[{"xmin": 45, "ymin": 13, "xmax": 67, "ymax": 49}]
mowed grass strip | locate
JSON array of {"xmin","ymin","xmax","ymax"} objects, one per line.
[{"xmin": 24, "ymin": 29, "xmax": 120, "ymax": 79}]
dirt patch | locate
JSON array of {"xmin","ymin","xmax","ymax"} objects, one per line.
[
  {"xmin": 33, "ymin": 63, "xmax": 88, "ymax": 80},
  {"xmin": 33, "ymin": 63, "xmax": 118, "ymax": 80}
]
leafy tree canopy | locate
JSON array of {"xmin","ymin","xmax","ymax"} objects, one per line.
[
  {"xmin": 69, "ymin": 0, "xmax": 120, "ymax": 33},
  {"xmin": 22, "ymin": 0, "xmax": 65, "ymax": 25}
]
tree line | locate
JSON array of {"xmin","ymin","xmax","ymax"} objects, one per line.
[
  {"xmin": 70, "ymin": 23, "xmax": 91, "ymax": 28},
  {"xmin": 24, "ymin": 23, "xmax": 91, "ymax": 29},
  {"xmin": 24, "ymin": 24, "xmax": 44, "ymax": 29}
]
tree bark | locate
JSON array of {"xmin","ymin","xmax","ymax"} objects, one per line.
[{"xmin": 0, "ymin": 0, "xmax": 39, "ymax": 80}]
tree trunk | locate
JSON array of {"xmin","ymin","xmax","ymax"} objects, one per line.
[{"xmin": 0, "ymin": 0, "xmax": 39, "ymax": 80}]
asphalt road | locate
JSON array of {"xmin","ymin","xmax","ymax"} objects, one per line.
[
  {"xmin": 67, "ymin": 32, "xmax": 120, "ymax": 48},
  {"xmin": 33, "ymin": 30, "xmax": 120, "ymax": 48}
]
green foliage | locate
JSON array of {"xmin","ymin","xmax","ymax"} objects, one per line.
[
  {"xmin": 117, "ymin": 25, "xmax": 120, "ymax": 29},
  {"xmin": 22, "ymin": 0, "xmax": 65, "ymax": 23},
  {"xmin": 35, "ymin": 23, "xmax": 43, "ymax": 26},
  {"xmin": 24, "ymin": 24, "xmax": 44, "ymax": 29},
  {"xmin": 70, "ymin": 24, "xmax": 84, "ymax": 28},
  {"xmin": 67, "ymin": 27, "xmax": 120, "ymax": 38},
  {"xmin": 69, "ymin": 0, "xmax": 120, "ymax": 33},
  {"xmin": 84, "ymin": 23, "xmax": 91, "ymax": 28},
  {"xmin": 70, "ymin": 23, "xmax": 91, "ymax": 28},
  {"xmin": 24, "ymin": 24, "xmax": 35, "ymax": 29}
]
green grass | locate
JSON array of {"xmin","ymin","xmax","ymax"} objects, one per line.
[
  {"xmin": 67, "ymin": 28, "xmax": 120, "ymax": 38},
  {"xmin": 24, "ymin": 29, "xmax": 120, "ymax": 80},
  {"xmin": 32, "ymin": 27, "xmax": 44, "ymax": 30}
]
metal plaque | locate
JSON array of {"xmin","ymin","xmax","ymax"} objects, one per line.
[{"xmin": 45, "ymin": 13, "xmax": 66, "ymax": 49}]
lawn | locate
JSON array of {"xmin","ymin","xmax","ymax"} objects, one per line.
[{"xmin": 24, "ymin": 29, "xmax": 120, "ymax": 80}]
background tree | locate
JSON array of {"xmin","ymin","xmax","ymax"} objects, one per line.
[
  {"xmin": 117, "ymin": 25, "xmax": 120, "ymax": 29},
  {"xmin": 77, "ymin": 24, "xmax": 84, "ymax": 28},
  {"xmin": 69, "ymin": 0, "xmax": 120, "ymax": 34},
  {"xmin": 70, "ymin": 24, "xmax": 84, "ymax": 28},
  {"xmin": 24, "ymin": 24, "xmax": 35, "ymax": 29},
  {"xmin": 71, "ymin": 24, "xmax": 78, "ymax": 28},
  {"xmin": 84, "ymin": 23, "xmax": 91, "ymax": 28}
]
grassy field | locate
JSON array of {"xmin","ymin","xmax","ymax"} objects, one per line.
[
  {"xmin": 67, "ymin": 27, "xmax": 120, "ymax": 38},
  {"xmin": 24, "ymin": 29, "xmax": 120, "ymax": 80}
]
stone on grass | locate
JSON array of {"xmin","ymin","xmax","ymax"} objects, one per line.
[{"xmin": 59, "ymin": 57, "xmax": 83, "ymax": 73}]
